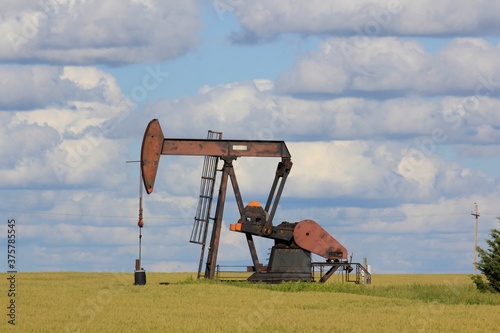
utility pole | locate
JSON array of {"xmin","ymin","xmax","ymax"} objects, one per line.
[{"xmin": 471, "ymin": 203, "xmax": 480, "ymax": 275}]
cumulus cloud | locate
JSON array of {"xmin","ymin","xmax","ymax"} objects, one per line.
[
  {"xmin": 144, "ymin": 80, "xmax": 287, "ymax": 139},
  {"xmin": 0, "ymin": 0, "xmax": 201, "ymax": 65},
  {"xmin": 275, "ymin": 37, "xmax": 500, "ymax": 97},
  {"xmin": 7, "ymin": 70, "xmax": 498, "ymax": 272},
  {"xmin": 0, "ymin": 65, "xmax": 124, "ymax": 110},
  {"xmin": 145, "ymin": 79, "xmax": 500, "ymax": 146},
  {"xmin": 225, "ymin": 0, "xmax": 500, "ymax": 42},
  {"xmin": 0, "ymin": 65, "xmax": 132, "ymax": 187},
  {"xmin": 3, "ymin": 2, "xmax": 499, "ymax": 274},
  {"xmin": 142, "ymin": 79, "xmax": 499, "ymax": 203}
]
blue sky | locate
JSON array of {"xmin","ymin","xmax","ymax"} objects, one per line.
[
  {"xmin": 102, "ymin": 7, "xmax": 318, "ymax": 101},
  {"xmin": 1, "ymin": 0, "xmax": 500, "ymax": 274}
]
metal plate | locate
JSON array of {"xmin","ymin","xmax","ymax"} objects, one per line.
[
  {"xmin": 141, "ymin": 119, "xmax": 164, "ymax": 194},
  {"xmin": 294, "ymin": 219, "xmax": 348, "ymax": 260}
]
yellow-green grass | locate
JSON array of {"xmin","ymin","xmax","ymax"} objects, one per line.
[{"xmin": 2, "ymin": 272, "xmax": 499, "ymax": 332}]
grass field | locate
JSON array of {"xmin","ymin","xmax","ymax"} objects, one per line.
[{"xmin": 2, "ymin": 272, "xmax": 500, "ymax": 332}]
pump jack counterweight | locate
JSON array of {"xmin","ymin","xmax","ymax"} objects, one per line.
[{"xmin": 140, "ymin": 119, "xmax": 370, "ymax": 283}]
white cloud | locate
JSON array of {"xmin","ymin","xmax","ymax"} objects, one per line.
[
  {"xmin": 4, "ymin": 70, "xmax": 496, "ymax": 273},
  {"xmin": 0, "ymin": 65, "xmax": 126, "ymax": 111},
  {"xmin": 0, "ymin": 0, "xmax": 201, "ymax": 65},
  {"xmin": 276, "ymin": 38, "xmax": 500, "ymax": 97},
  {"xmin": 146, "ymin": 79, "xmax": 500, "ymax": 146},
  {"xmin": 0, "ymin": 65, "xmax": 133, "ymax": 187},
  {"xmin": 227, "ymin": 0, "xmax": 500, "ymax": 42},
  {"xmin": 0, "ymin": 66, "xmax": 78, "ymax": 110},
  {"xmin": 146, "ymin": 81, "xmax": 286, "ymax": 139},
  {"xmin": 2, "ymin": 2, "xmax": 499, "ymax": 275}
]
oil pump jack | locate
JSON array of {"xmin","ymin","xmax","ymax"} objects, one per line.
[{"xmin": 141, "ymin": 119, "xmax": 369, "ymax": 283}]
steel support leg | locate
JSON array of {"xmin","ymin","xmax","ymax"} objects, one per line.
[
  {"xmin": 204, "ymin": 161, "xmax": 231, "ymax": 279},
  {"xmin": 228, "ymin": 163, "xmax": 261, "ymax": 271},
  {"xmin": 263, "ymin": 159, "xmax": 292, "ymax": 231}
]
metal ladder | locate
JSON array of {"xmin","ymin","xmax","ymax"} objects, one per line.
[{"xmin": 190, "ymin": 130, "xmax": 222, "ymax": 278}]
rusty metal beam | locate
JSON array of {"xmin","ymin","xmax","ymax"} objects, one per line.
[
  {"xmin": 227, "ymin": 166, "xmax": 261, "ymax": 271},
  {"xmin": 161, "ymin": 139, "xmax": 291, "ymax": 158},
  {"xmin": 141, "ymin": 119, "xmax": 291, "ymax": 195},
  {"xmin": 263, "ymin": 160, "xmax": 292, "ymax": 234},
  {"xmin": 205, "ymin": 160, "xmax": 231, "ymax": 279}
]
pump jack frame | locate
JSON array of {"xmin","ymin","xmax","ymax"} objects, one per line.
[{"xmin": 141, "ymin": 119, "xmax": 292, "ymax": 279}]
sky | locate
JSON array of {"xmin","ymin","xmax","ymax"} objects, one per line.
[{"xmin": 1, "ymin": 0, "xmax": 500, "ymax": 275}]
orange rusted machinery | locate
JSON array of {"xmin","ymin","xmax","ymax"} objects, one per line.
[
  {"xmin": 141, "ymin": 119, "xmax": 353, "ymax": 283},
  {"xmin": 230, "ymin": 201, "xmax": 348, "ymax": 282}
]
